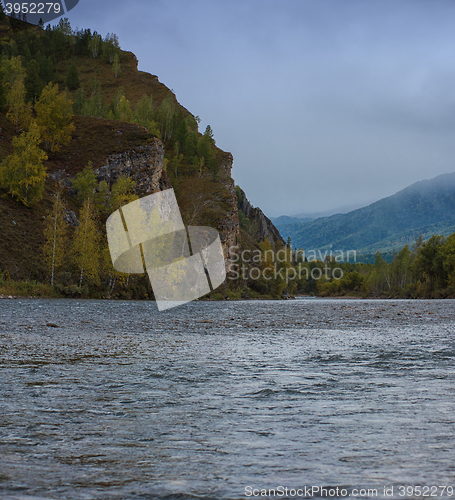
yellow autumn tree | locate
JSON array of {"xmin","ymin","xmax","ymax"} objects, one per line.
[
  {"xmin": 103, "ymin": 175, "xmax": 138, "ymax": 293},
  {"xmin": 0, "ymin": 121, "xmax": 48, "ymax": 206},
  {"xmin": 118, "ymin": 95, "xmax": 132, "ymax": 122},
  {"xmin": 35, "ymin": 83, "xmax": 75, "ymax": 152},
  {"xmin": 72, "ymin": 198, "xmax": 100, "ymax": 287},
  {"xmin": 1, "ymin": 56, "xmax": 32, "ymax": 133}
]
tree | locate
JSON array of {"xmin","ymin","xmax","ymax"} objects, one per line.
[
  {"xmin": 198, "ymin": 126, "xmax": 218, "ymax": 175},
  {"xmin": 39, "ymin": 56, "xmax": 54, "ymax": 84},
  {"xmin": 25, "ymin": 59, "xmax": 43, "ymax": 105},
  {"xmin": 88, "ymin": 32, "xmax": 102, "ymax": 58},
  {"xmin": 55, "ymin": 18, "xmax": 72, "ymax": 36},
  {"xmin": 73, "ymin": 87, "xmax": 85, "ymax": 115},
  {"xmin": 1, "ymin": 56, "xmax": 32, "ymax": 133},
  {"xmin": 65, "ymin": 60, "xmax": 80, "ymax": 90},
  {"xmin": 110, "ymin": 175, "xmax": 137, "ymax": 211},
  {"xmin": 72, "ymin": 198, "xmax": 100, "ymax": 287},
  {"xmin": 35, "ymin": 83, "xmax": 75, "ymax": 152},
  {"xmin": 441, "ymin": 233, "xmax": 455, "ymax": 287},
  {"xmin": 134, "ymin": 94, "xmax": 154, "ymax": 125},
  {"xmin": 81, "ymin": 75, "xmax": 106, "ymax": 117},
  {"xmin": 43, "ymin": 191, "xmax": 68, "ymax": 286},
  {"xmin": 156, "ymin": 97, "xmax": 176, "ymax": 142},
  {"xmin": 204, "ymin": 124, "xmax": 215, "ymax": 142},
  {"xmin": 72, "ymin": 161, "xmax": 97, "ymax": 201},
  {"xmin": 414, "ymin": 235, "xmax": 446, "ymax": 291},
  {"xmin": 73, "ymin": 28, "xmax": 92, "ymax": 56},
  {"xmin": 102, "ymin": 33, "xmax": 120, "ymax": 64},
  {"xmin": 118, "ymin": 95, "xmax": 132, "ymax": 122},
  {"xmin": 0, "ymin": 122, "xmax": 48, "ymax": 206},
  {"xmin": 112, "ymin": 53, "xmax": 121, "ymax": 78}
]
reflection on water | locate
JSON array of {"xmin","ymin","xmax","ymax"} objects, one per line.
[{"xmin": 0, "ymin": 298, "xmax": 454, "ymax": 499}]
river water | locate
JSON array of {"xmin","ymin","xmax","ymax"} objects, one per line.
[{"xmin": 0, "ymin": 298, "xmax": 455, "ymax": 500}]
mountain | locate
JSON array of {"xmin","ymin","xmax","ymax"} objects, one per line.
[
  {"xmin": 277, "ymin": 172, "xmax": 455, "ymax": 255},
  {"xmin": 271, "ymin": 202, "xmax": 374, "ymax": 232},
  {"xmin": 271, "ymin": 215, "xmax": 313, "ymax": 227},
  {"xmin": 292, "ymin": 201, "xmax": 373, "ymax": 220}
]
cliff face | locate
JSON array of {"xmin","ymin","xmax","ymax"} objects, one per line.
[
  {"xmin": 92, "ymin": 140, "xmax": 240, "ymax": 267},
  {"xmin": 95, "ymin": 139, "xmax": 170, "ymax": 195},
  {"xmin": 216, "ymin": 153, "xmax": 240, "ymax": 264},
  {"xmin": 237, "ymin": 187, "xmax": 285, "ymax": 247}
]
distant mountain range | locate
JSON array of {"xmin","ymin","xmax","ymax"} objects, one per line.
[
  {"xmin": 273, "ymin": 172, "xmax": 455, "ymax": 257},
  {"xmin": 272, "ymin": 202, "xmax": 372, "ymax": 228}
]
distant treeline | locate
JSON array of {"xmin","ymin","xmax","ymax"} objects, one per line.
[
  {"xmin": 213, "ymin": 232, "xmax": 455, "ymax": 300},
  {"xmin": 300, "ymin": 234, "xmax": 455, "ymax": 299}
]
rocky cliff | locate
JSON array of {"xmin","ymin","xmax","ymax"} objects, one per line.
[
  {"xmin": 237, "ymin": 187, "xmax": 284, "ymax": 247},
  {"xmin": 95, "ymin": 139, "xmax": 170, "ymax": 195},
  {"xmin": 91, "ymin": 138, "xmax": 239, "ymax": 268}
]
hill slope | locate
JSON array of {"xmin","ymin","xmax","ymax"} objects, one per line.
[
  {"xmin": 0, "ymin": 14, "xmax": 286, "ymax": 298},
  {"xmin": 277, "ymin": 172, "xmax": 455, "ymax": 254}
]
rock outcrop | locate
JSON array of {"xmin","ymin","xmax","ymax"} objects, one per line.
[
  {"xmin": 96, "ymin": 142, "xmax": 240, "ymax": 268},
  {"xmin": 216, "ymin": 153, "xmax": 240, "ymax": 263},
  {"xmin": 95, "ymin": 138, "xmax": 170, "ymax": 195},
  {"xmin": 237, "ymin": 187, "xmax": 285, "ymax": 247}
]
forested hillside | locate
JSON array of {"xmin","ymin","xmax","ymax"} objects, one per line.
[
  {"xmin": 277, "ymin": 172, "xmax": 455, "ymax": 256},
  {"xmin": 0, "ymin": 11, "xmax": 295, "ymax": 300}
]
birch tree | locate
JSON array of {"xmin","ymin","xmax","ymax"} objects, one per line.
[
  {"xmin": 1, "ymin": 56, "xmax": 32, "ymax": 133},
  {"xmin": 0, "ymin": 121, "xmax": 48, "ymax": 206},
  {"xmin": 72, "ymin": 198, "xmax": 100, "ymax": 287},
  {"xmin": 43, "ymin": 191, "xmax": 68, "ymax": 286},
  {"xmin": 35, "ymin": 83, "xmax": 75, "ymax": 152}
]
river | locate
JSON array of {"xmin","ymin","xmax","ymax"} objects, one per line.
[{"xmin": 1, "ymin": 298, "xmax": 454, "ymax": 499}]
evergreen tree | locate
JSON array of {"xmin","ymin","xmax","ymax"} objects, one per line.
[
  {"xmin": 39, "ymin": 56, "xmax": 54, "ymax": 84},
  {"xmin": 55, "ymin": 18, "xmax": 72, "ymax": 36},
  {"xmin": 73, "ymin": 28, "xmax": 91, "ymax": 56},
  {"xmin": 198, "ymin": 125, "xmax": 218, "ymax": 176},
  {"xmin": 25, "ymin": 59, "xmax": 43, "ymax": 105},
  {"xmin": 65, "ymin": 60, "xmax": 80, "ymax": 90},
  {"xmin": 35, "ymin": 83, "xmax": 75, "ymax": 152},
  {"xmin": 43, "ymin": 191, "xmax": 68, "ymax": 286},
  {"xmin": 72, "ymin": 161, "xmax": 97, "ymax": 201},
  {"xmin": 0, "ymin": 122, "xmax": 48, "ymax": 206},
  {"xmin": 73, "ymin": 87, "xmax": 85, "ymax": 115}
]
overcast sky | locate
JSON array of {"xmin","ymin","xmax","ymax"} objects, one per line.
[{"xmin": 64, "ymin": 0, "xmax": 455, "ymax": 217}]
